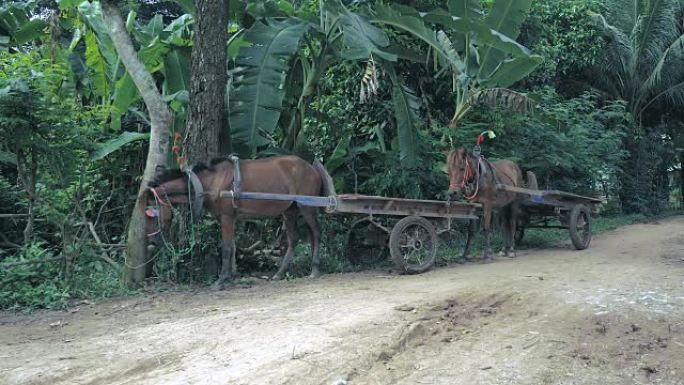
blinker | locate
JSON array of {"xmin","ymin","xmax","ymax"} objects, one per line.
[{"xmin": 145, "ymin": 207, "xmax": 159, "ymax": 218}]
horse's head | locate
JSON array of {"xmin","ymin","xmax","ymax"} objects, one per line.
[
  {"xmin": 142, "ymin": 167, "xmax": 206, "ymax": 252},
  {"xmin": 446, "ymin": 147, "xmax": 474, "ymax": 196},
  {"xmin": 143, "ymin": 186, "xmax": 174, "ymax": 252}
]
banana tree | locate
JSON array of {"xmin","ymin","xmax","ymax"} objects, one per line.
[
  {"xmin": 0, "ymin": 1, "xmax": 48, "ymax": 52},
  {"xmin": 62, "ymin": 1, "xmax": 192, "ymax": 134},
  {"xmin": 371, "ymin": 0, "xmax": 543, "ymax": 128},
  {"xmin": 228, "ymin": 0, "xmax": 425, "ymax": 166}
]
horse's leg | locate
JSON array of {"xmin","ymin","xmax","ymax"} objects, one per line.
[
  {"xmin": 213, "ymin": 214, "xmax": 236, "ymax": 289},
  {"xmin": 299, "ymin": 206, "xmax": 321, "ymax": 278},
  {"xmin": 498, "ymin": 206, "xmax": 511, "ymax": 257},
  {"xmin": 272, "ymin": 208, "xmax": 298, "ymax": 280},
  {"xmin": 507, "ymin": 202, "xmax": 520, "ymax": 258},
  {"xmin": 483, "ymin": 203, "xmax": 493, "ymax": 263},
  {"xmin": 461, "ymin": 219, "xmax": 478, "ymax": 260}
]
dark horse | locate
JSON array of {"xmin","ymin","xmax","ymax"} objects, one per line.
[
  {"xmin": 143, "ymin": 155, "xmax": 326, "ymax": 286},
  {"xmin": 447, "ymin": 147, "xmax": 524, "ymax": 262}
]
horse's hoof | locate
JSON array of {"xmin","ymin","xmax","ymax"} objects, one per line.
[
  {"xmin": 506, "ymin": 252, "xmax": 517, "ymax": 258},
  {"xmin": 271, "ymin": 273, "xmax": 284, "ymax": 281},
  {"xmin": 497, "ymin": 250, "xmax": 506, "ymax": 257},
  {"xmin": 458, "ymin": 255, "xmax": 473, "ymax": 264},
  {"xmin": 309, "ymin": 270, "xmax": 321, "ymax": 279},
  {"xmin": 483, "ymin": 257, "xmax": 494, "ymax": 264},
  {"xmin": 211, "ymin": 281, "xmax": 225, "ymax": 291}
]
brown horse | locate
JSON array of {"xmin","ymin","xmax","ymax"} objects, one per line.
[
  {"xmin": 143, "ymin": 155, "xmax": 325, "ymax": 287},
  {"xmin": 446, "ymin": 147, "xmax": 524, "ymax": 262}
]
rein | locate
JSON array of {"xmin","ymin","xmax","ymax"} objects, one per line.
[
  {"xmin": 146, "ymin": 186, "xmax": 169, "ymax": 237},
  {"xmin": 460, "ymin": 155, "xmax": 481, "ymax": 201},
  {"xmin": 146, "ymin": 171, "xmax": 201, "ymax": 258}
]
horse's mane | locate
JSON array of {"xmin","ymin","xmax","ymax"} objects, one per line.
[{"xmin": 148, "ymin": 157, "xmax": 232, "ymax": 187}]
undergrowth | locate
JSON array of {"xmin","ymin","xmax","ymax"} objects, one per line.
[{"xmin": 2, "ymin": 211, "xmax": 680, "ymax": 311}]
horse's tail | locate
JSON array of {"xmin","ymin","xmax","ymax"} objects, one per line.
[
  {"xmin": 526, "ymin": 171, "xmax": 538, "ymax": 190},
  {"xmin": 312, "ymin": 160, "xmax": 335, "ymax": 197}
]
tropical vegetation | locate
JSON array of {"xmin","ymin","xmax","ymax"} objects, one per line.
[{"xmin": 0, "ymin": 0, "xmax": 681, "ymax": 309}]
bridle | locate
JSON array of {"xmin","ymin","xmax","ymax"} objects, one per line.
[
  {"xmin": 450, "ymin": 153, "xmax": 482, "ymax": 201},
  {"xmin": 146, "ymin": 186, "xmax": 171, "ymax": 238},
  {"xmin": 145, "ymin": 167, "xmax": 205, "ymax": 238}
]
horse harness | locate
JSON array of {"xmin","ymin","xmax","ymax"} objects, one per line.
[
  {"xmin": 460, "ymin": 153, "xmax": 509, "ymax": 201},
  {"xmin": 145, "ymin": 155, "xmax": 242, "ymax": 236},
  {"xmin": 227, "ymin": 155, "xmax": 241, "ymax": 209}
]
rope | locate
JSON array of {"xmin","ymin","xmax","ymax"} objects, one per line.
[
  {"xmin": 126, "ymin": 174, "xmax": 200, "ymax": 271},
  {"xmin": 465, "ymin": 156, "xmax": 481, "ymax": 201},
  {"xmin": 153, "ymin": 177, "xmax": 198, "ymax": 261}
]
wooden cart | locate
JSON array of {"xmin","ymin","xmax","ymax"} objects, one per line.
[
  {"xmin": 220, "ymin": 168, "xmax": 479, "ymax": 274},
  {"xmin": 497, "ymin": 183, "xmax": 603, "ymax": 250}
]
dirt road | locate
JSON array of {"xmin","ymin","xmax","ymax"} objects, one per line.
[{"xmin": 2, "ymin": 217, "xmax": 684, "ymax": 385}]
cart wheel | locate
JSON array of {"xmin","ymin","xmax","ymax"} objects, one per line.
[
  {"xmin": 389, "ymin": 216, "xmax": 438, "ymax": 274},
  {"xmin": 569, "ymin": 204, "xmax": 592, "ymax": 250},
  {"xmin": 345, "ymin": 219, "xmax": 388, "ymax": 264}
]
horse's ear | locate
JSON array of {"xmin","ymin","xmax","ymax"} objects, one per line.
[{"xmin": 154, "ymin": 165, "xmax": 167, "ymax": 178}]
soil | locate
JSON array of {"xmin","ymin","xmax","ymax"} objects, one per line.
[{"xmin": 1, "ymin": 216, "xmax": 684, "ymax": 385}]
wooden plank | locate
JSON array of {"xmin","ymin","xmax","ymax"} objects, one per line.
[
  {"xmin": 337, "ymin": 194, "xmax": 482, "ymax": 207},
  {"xmin": 541, "ymin": 190, "xmax": 603, "ymax": 203},
  {"xmin": 496, "ymin": 184, "xmax": 544, "ymax": 197},
  {"xmin": 220, "ymin": 191, "xmax": 336, "ymax": 208},
  {"xmin": 220, "ymin": 191, "xmax": 480, "ymax": 220},
  {"xmin": 496, "ymin": 184, "xmax": 603, "ymax": 204},
  {"xmin": 334, "ymin": 196, "xmax": 479, "ymax": 219}
]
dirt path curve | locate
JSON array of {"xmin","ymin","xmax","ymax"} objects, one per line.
[{"xmin": 2, "ymin": 217, "xmax": 684, "ymax": 385}]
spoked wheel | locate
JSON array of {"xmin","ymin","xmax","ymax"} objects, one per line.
[
  {"xmin": 569, "ymin": 204, "xmax": 592, "ymax": 250},
  {"xmin": 345, "ymin": 218, "xmax": 389, "ymax": 265},
  {"xmin": 389, "ymin": 216, "xmax": 438, "ymax": 274}
]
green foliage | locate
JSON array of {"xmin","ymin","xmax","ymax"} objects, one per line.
[
  {"xmin": 229, "ymin": 18, "xmax": 309, "ymax": 154},
  {"xmin": 376, "ymin": 0, "xmax": 542, "ymax": 128},
  {"xmin": 593, "ymin": 0, "xmax": 684, "ymax": 123},
  {"xmin": 519, "ymin": 0, "xmax": 604, "ymax": 88},
  {"xmin": 618, "ymin": 127, "xmax": 677, "ymax": 214},
  {"xmin": 478, "ymin": 0, "xmax": 533, "ymax": 77},
  {"xmin": 0, "ymin": 243, "xmax": 69, "ymax": 310},
  {"xmin": 0, "ymin": 0, "xmax": 682, "ymax": 309},
  {"xmin": 387, "ymin": 65, "xmax": 421, "ymax": 167},
  {"xmin": 0, "ymin": 50, "xmax": 94, "ymax": 183},
  {"xmin": 0, "ymin": 240, "xmax": 130, "ymax": 310},
  {"xmin": 0, "ymin": 1, "xmax": 48, "ymax": 51},
  {"xmin": 84, "ymin": 29, "xmax": 110, "ymax": 101},
  {"xmin": 448, "ymin": 88, "xmax": 628, "ymax": 197},
  {"xmin": 91, "ymin": 131, "xmax": 149, "ymax": 161}
]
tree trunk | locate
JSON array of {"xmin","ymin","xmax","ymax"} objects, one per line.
[
  {"xmin": 101, "ymin": 0, "xmax": 173, "ymax": 286},
  {"xmin": 184, "ymin": 0, "xmax": 230, "ymax": 164},
  {"xmin": 184, "ymin": 0, "xmax": 230, "ymax": 278},
  {"xmin": 680, "ymin": 152, "xmax": 684, "ymax": 209}
]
